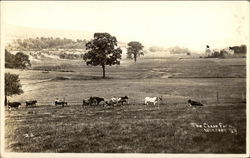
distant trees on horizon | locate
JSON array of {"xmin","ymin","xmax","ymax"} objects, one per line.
[
  {"xmin": 148, "ymin": 45, "xmax": 191, "ymax": 55},
  {"xmin": 127, "ymin": 41, "xmax": 144, "ymax": 63},
  {"xmin": 205, "ymin": 44, "xmax": 247, "ymax": 58},
  {"xmin": 229, "ymin": 45, "xmax": 247, "ymax": 55},
  {"xmin": 7, "ymin": 37, "xmax": 87, "ymax": 51}
]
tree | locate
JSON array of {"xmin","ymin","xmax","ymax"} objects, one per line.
[
  {"xmin": 229, "ymin": 45, "xmax": 247, "ymax": 55},
  {"xmin": 5, "ymin": 50, "xmax": 31, "ymax": 69},
  {"xmin": 5, "ymin": 73, "xmax": 24, "ymax": 106},
  {"xmin": 127, "ymin": 41, "xmax": 144, "ymax": 62},
  {"xmin": 14, "ymin": 52, "xmax": 31, "ymax": 68},
  {"xmin": 83, "ymin": 33, "xmax": 122, "ymax": 78},
  {"xmin": 5, "ymin": 49, "xmax": 15, "ymax": 68}
]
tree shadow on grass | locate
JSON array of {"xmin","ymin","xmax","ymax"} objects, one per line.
[{"xmin": 53, "ymin": 75, "xmax": 114, "ymax": 81}]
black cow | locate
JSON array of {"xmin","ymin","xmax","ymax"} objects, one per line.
[
  {"xmin": 8, "ymin": 102, "xmax": 21, "ymax": 109},
  {"xmin": 82, "ymin": 99, "xmax": 89, "ymax": 107},
  {"xmin": 88, "ymin": 97, "xmax": 104, "ymax": 106},
  {"xmin": 26, "ymin": 100, "xmax": 37, "ymax": 107},
  {"xmin": 118, "ymin": 96, "xmax": 129, "ymax": 105},
  {"xmin": 188, "ymin": 99, "xmax": 203, "ymax": 106},
  {"xmin": 55, "ymin": 99, "xmax": 67, "ymax": 107}
]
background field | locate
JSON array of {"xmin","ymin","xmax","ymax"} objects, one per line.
[{"xmin": 5, "ymin": 56, "xmax": 246, "ymax": 153}]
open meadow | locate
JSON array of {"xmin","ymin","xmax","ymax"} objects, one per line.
[{"xmin": 5, "ymin": 56, "xmax": 246, "ymax": 153}]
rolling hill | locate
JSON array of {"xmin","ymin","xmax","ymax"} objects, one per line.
[{"xmin": 5, "ymin": 24, "xmax": 93, "ymax": 44}]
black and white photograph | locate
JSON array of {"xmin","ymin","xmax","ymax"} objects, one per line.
[{"xmin": 0, "ymin": 1, "xmax": 249, "ymax": 157}]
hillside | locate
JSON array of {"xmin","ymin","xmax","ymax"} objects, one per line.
[
  {"xmin": 5, "ymin": 25, "xmax": 201, "ymax": 60},
  {"xmin": 5, "ymin": 24, "xmax": 93, "ymax": 44}
]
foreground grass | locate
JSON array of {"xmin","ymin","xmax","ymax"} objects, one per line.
[
  {"xmin": 5, "ymin": 102, "xmax": 245, "ymax": 153},
  {"xmin": 5, "ymin": 57, "xmax": 246, "ymax": 153}
]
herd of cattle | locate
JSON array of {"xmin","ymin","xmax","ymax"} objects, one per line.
[
  {"xmin": 82, "ymin": 96, "xmax": 129, "ymax": 107},
  {"xmin": 6, "ymin": 95, "xmax": 204, "ymax": 110}
]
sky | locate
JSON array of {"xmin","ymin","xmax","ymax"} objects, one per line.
[{"xmin": 2, "ymin": 1, "xmax": 249, "ymax": 52}]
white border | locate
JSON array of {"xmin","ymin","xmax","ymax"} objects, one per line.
[
  {"xmin": 0, "ymin": 1, "xmax": 6, "ymax": 157},
  {"xmin": 1, "ymin": 153, "xmax": 249, "ymax": 158}
]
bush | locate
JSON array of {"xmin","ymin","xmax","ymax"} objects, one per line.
[{"xmin": 5, "ymin": 49, "xmax": 31, "ymax": 69}]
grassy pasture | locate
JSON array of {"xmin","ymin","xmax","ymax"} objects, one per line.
[{"xmin": 5, "ymin": 57, "xmax": 246, "ymax": 153}]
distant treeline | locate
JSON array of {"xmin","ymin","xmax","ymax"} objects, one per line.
[
  {"xmin": 206, "ymin": 50, "xmax": 228, "ymax": 58},
  {"xmin": 149, "ymin": 46, "xmax": 167, "ymax": 52},
  {"xmin": 229, "ymin": 45, "xmax": 247, "ymax": 55},
  {"xmin": 169, "ymin": 46, "xmax": 190, "ymax": 54},
  {"xmin": 149, "ymin": 46, "xmax": 191, "ymax": 55},
  {"xmin": 206, "ymin": 45, "xmax": 247, "ymax": 58},
  {"xmin": 7, "ymin": 37, "xmax": 87, "ymax": 50},
  {"xmin": 59, "ymin": 53, "xmax": 83, "ymax": 60}
]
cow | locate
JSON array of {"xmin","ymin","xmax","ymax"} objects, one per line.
[
  {"xmin": 110, "ymin": 97, "xmax": 120, "ymax": 105},
  {"xmin": 88, "ymin": 97, "xmax": 104, "ymax": 106},
  {"xmin": 187, "ymin": 99, "xmax": 203, "ymax": 106},
  {"xmin": 8, "ymin": 102, "xmax": 21, "ymax": 109},
  {"xmin": 104, "ymin": 99, "xmax": 115, "ymax": 107},
  {"xmin": 55, "ymin": 98, "xmax": 67, "ymax": 107},
  {"xmin": 145, "ymin": 96, "xmax": 162, "ymax": 106},
  {"xmin": 110, "ymin": 96, "xmax": 129, "ymax": 106},
  {"xmin": 82, "ymin": 99, "xmax": 88, "ymax": 107},
  {"xmin": 99, "ymin": 101, "xmax": 108, "ymax": 107},
  {"xmin": 26, "ymin": 100, "xmax": 37, "ymax": 107},
  {"xmin": 118, "ymin": 96, "xmax": 129, "ymax": 105}
]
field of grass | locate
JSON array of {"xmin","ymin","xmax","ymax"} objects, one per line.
[{"xmin": 5, "ymin": 56, "xmax": 246, "ymax": 153}]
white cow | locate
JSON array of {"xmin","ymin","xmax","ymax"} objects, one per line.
[
  {"xmin": 144, "ymin": 96, "xmax": 162, "ymax": 106},
  {"xmin": 110, "ymin": 97, "xmax": 123, "ymax": 106},
  {"xmin": 111, "ymin": 97, "xmax": 121, "ymax": 103}
]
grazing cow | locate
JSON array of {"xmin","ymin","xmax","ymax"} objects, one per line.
[
  {"xmin": 55, "ymin": 98, "xmax": 67, "ymax": 107},
  {"xmin": 110, "ymin": 97, "xmax": 120, "ymax": 105},
  {"xmin": 145, "ymin": 96, "xmax": 162, "ymax": 106},
  {"xmin": 110, "ymin": 96, "xmax": 129, "ymax": 106},
  {"xmin": 118, "ymin": 96, "xmax": 129, "ymax": 105},
  {"xmin": 26, "ymin": 100, "xmax": 37, "ymax": 107},
  {"xmin": 188, "ymin": 99, "xmax": 203, "ymax": 106},
  {"xmin": 88, "ymin": 97, "xmax": 104, "ymax": 106},
  {"xmin": 99, "ymin": 101, "xmax": 107, "ymax": 107},
  {"xmin": 82, "ymin": 99, "xmax": 88, "ymax": 107},
  {"xmin": 8, "ymin": 102, "xmax": 21, "ymax": 109},
  {"xmin": 104, "ymin": 99, "xmax": 114, "ymax": 106}
]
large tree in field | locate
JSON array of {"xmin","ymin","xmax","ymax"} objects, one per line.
[
  {"xmin": 5, "ymin": 73, "xmax": 24, "ymax": 106},
  {"xmin": 83, "ymin": 33, "xmax": 122, "ymax": 78},
  {"xmin": 127, "ymin": 41, "xmax": 144, "ymax": 62}
]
